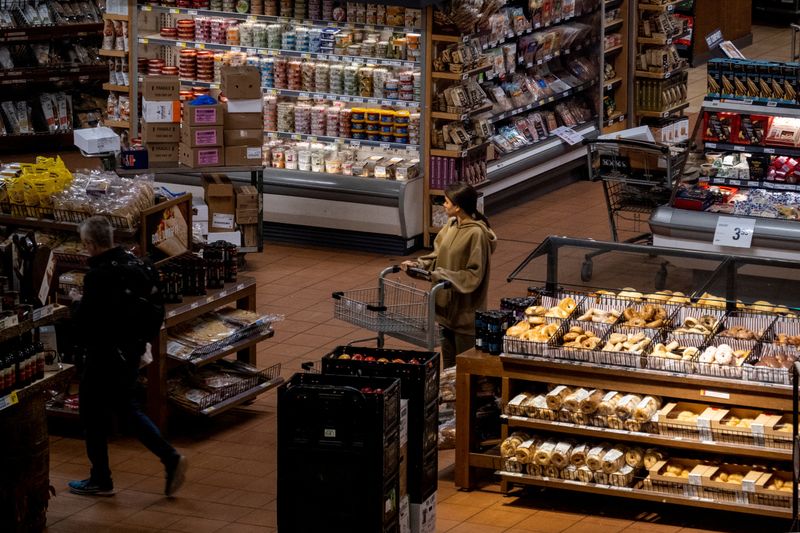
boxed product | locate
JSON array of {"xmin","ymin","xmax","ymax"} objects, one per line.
[
  {"xmin": 141, "ymin": 122, "xmax": 180, "ymax": 143},
  {"xmin": 223, "ymin": 129, "xmax": 262, "ymax": 146},
  {"xmin": 701, "ymin": 464, "xmax": 760, "ymax": 491},
  {"xmin": 183, "ymin": 101, "xmax": 224, "ymax": 126},
  {"xmin": 142, "ymin": 75, "xmax": 180, "ymax": 101},
  {"xmin": 735, "ymin": 114, "xmax": 769, "ymax": 145},
  {"xmin": 221, "ymin": 65, "xmax": 261, "ymax": 99},
  {"xmin": 147, "ymin": 142, "xmax": 179, "ymax": 165},
  {"xmin": 703, "ymin": 112, "xmax": 736, "ymax": 143},
  {"xmin": 224, "ymin": 111, "xmax": 262, "ymax": 129},
  {"xmin": 142, "ymin": 99, "xmax": 181, "ymax": 123},
  {"xmin": 225, "ymin": 145, "xmax": 262, "ymax": 166},
  {"xmin": 241, "ymin": 224, "xmax": 259, "ymax": 248},
  {"xmin": 752, "ymin": 470, "xmax": 793, "ymax": 507},
  {"xmin": 180, "ymin": 145, "xmax": 224, "ymax": 168},
  {"xmin": 203, "ymin": 174, "xmax": 235, "ymax": 230},
  {"xmin": 648, "ymin": 459, "xmax": 710, "ymax": 486},
  {"xmin": 181, "ymin": 125, "xmax": 224, "ymax": 147},
  {"xmin": 236, "ymin": 185, "xmax": 259, "ymax": 210},
  {"xmin": 226, "ymin": 99, "xmax": 263, "ymax": 113},
  {"xmin": 656, "ymin": 402, "xmax": 724, "ymax": 439},
  {"xmin": 74, "ymin": 127, "xmax": 120, "ymax": 154}
]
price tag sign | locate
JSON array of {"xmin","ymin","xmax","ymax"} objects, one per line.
[
  {"xmin": 706, "ymin": 28, "xmax": 724, "ymax": 50},
  {"xmin": 713, "ymin": 216, "xmax": 756, "ymax": 248},
  {"xmin": 552, "ymin": 126, "xmax": 584, "ymax": 146},
  {"xmin": 0, "ymin": 391, "xmax": 19, "ymax": 412}
]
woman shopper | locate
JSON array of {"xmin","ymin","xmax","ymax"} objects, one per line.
[{"xmin": 402, "ymin": 182, "xmax": 497, "ymax": 367}]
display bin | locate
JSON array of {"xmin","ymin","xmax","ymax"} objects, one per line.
[
  {"xmin": 408, "ymin": 447, "xmax": 437, "ymax": 503},
  {"xmin": 321, "ymin": 346, "xmax": 440, "ymax": 408},
  {"xmin": 278, "ymin": 372, "xmax": 401, "ymax": 448}
]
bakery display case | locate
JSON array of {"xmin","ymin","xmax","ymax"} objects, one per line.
[
  {"xmin": 651, "ymin": 58, "xmax": 800, "ymax": 260},
  {"xmin": 455, "ymin": 236, "xmax": 800, "ymax": 519}
]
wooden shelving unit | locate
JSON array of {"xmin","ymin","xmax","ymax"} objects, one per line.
[
  {"xmin": 101, "ymin": 5, "xmax": 135, "ymax": 137},
  {"xmin": 603, "ymin": 0, "xmax": 631, "ymax": 134}
]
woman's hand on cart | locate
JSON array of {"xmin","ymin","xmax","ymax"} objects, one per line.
[
  {"xmin": 400, "ymin": 261, "xmax": 432, "ymax": 281},
  {"xmin": 400, "ymin": 260, "xmax": 418, "ymax": 271}
]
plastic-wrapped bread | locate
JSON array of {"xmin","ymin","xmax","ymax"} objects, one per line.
[
  {"xmin": 546, "ymin": 385, "xmax": 572, "ymax": 410},
  {"xmin": 593, "ymin": 471, "xmax": 610, "ymax": 485},
  {"xmin": 544, "ymin": 465, "xmax": 560, "ymax": 478},
  {"xmin": 643, "ymin": 448, "xmax": 665, "ymax": 469},
  {"xmin": 625, "ymin": 447, "xmax": 645, "ymax": 468},
  {"xmin": 503, "ymin": 457, "xmax": 522, "ymax": 473},
  {"xmin": 579, "ymin": 389, "xmax": 606, "ymax": 414},
  {"xmin": 563, "ymin": 388, "xmax": 591, "ymax": 412},
  {"xmin": 506, "ymin": 392, "xmax": 531, "ymax": 416},
  {"xmin": 586, "ymin": 443, "xmax": 609, "ymax": 471},
  {"xmin": 576, "ymin": 465, "xmax": 594, "ymax": 483},
  {"xmin": 601, "ymin": 447, "xmax": 627, "ymax": 474},
  {"xmin": 527, "ymin": 463, "xmax": 542, "ymax": 477},
  {"xmin": 562, "ymin": 465, "xmax": 577, "ymax": 480},
  {"xmin": 534, "ymin": 439, "xmax": 557, "ymax": 466},
  {"xmin": 558, "ymin": 410, "xmax": 573, "ymax": 423},
  {"xmin": 570, "ymin": 443, "xmax": 590, "ymax": 467},
  {"xmin": 500, "ymin": 432, "xmax": 530, "ymax": 458},
  {"xmin": 529, "ymin": 395, "xmax": 554, "ymax": 420},
  {"xmin": 624, "ymin": 419, "xmax": 642, "ymax": 432},
  {"xmin": 515, "ymin": 438, "xmax": 541, "ymax": 464},
  {"xmin": 610, "ymin": 465, "xmax": 634, "ymax": 487},
  {"xmin": 550, "ymin": 441, "xmax": 575, "ymax": 469},
  {"xmin": 614, "ymin": 394, "xmax": 643, "ymax": 420},
  {"xmin": 633, "ymin": 395, "xmax": 661, "ymax": 422},
  {"xmin": 607, "ymin": 415, "xmax": 624, "ymax": 430},
  {"xmin": 572, "ymin": 412, "xmax": 587, "ymax": 425},
  {"xmin": 597, "ymin": 391, "xmax": 623, "ymax": 416},
  {"xmin": 520, "ymin": 395, "xmax": 542, "ymax": 417}
]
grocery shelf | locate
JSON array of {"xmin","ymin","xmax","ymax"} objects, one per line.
[
  {"xmin": 635, "ymin": 65, "xmax": 688, "ymax": 79},
  {"xmin": 430, "ymin": 102, "xmax": 493, "ymax": 121},
  {"xmin": 488, "ymin": 80, "xmax": 596, "ymax": 124},
  {"xmin": 604, "ymin": 112, "xmax": 626, "ymax": 127},
  {"xmin": 103, "ymin": 83, "xmax": 131, "ymax": 92},
  {"xmin": 0, "ymin": 22, "xmax": 103, "ymax": 42},
  {"xmin": 501, "ymin": 415, "xmax": 791, "ymax": 461},
  {"xmin": 265, "ymin": 130, "xmax": 419, "ymax": 151},
  {"xmin": 603, "ymin": 76, "xmax": 623, "ymax": 91},
  {"xmin": 531, "ymin": 5, "xmax": 601, "ymax": 30},
  {"xmin": 0, "ymin": 304, "xmax": 68, "ymax": 345},
  {"xmin": 480, "ymin": 29, "xmax": 533, "ymax": 51},
  {"xmin": 137, "ymin": 35, "xmax": 419, "ymax": 69},
  {"xmin": 637, "ymin": 101, "xmax": 689, "ymax": 117},
  {"xmin": 99, "ymin": 49, "xmax": 127, "ymax": 58},
  {"xmin": 45, "ymin": 403, "xmax": 80, "ymax": 419},
  {"xmin": 430, "ymin": 142, "xmax": 488, "ymax": 158},
  {"xmin": 262, "ymin": 87, "xmax": 420, "ymax": 109},
  {"xmin": 0, "ymin": 64, "xmax": 107, "ymax": 85},
  {"xmin": 604, "ymin": 18, "xmax": 624, "ymax": 28},
  {"xmin": 637, "ymin": 31, "xmax": 690, "ymax": 46},
  {"xmin": 637, "ymin": 0, "xmax": 684, "ymax": 11},
  {"xmin": 200, "ymin": 373, "xmax": 285, "ymax": 416},
  {"xmin": 164, "ymin": 277, "xmax": 256, "ymax": 326},
  {"xmin": 138, "ymin": 4, "xmax": 420, "ymax": 34},
  {"xmin": 170, "ymin": 328, "xmax": 275, "ymax": 367},
  {"xmin": 706, "ymin": 175, "xmax": 800, "ymax": 192},
  {"xmin": 0, "ymin": 213, "xmax": 137, "ymax": 239},
  {"xmin": 487, "ymin": 122, "xmax": 597, "ymax": 175},
  {"xmin": 430, "ymin": 33, "xmax": 462, "ymax": 43},
  {"xmin": 519, "ymin": 37, "xmax": 597, "ymax": 69},
  {"xmin": 431, "ymin": 64, "xmax": 492, "ymax": 81},
  {"xmin": 604, "ymin": 44, "xmax": 623, "ymax": 55},
  {"xmin": 499, "ymin": 472, "xmax": 791, "ymax": 519},
  {"xmin": 702, "ymin": 98, "xmax": 800, "ymax": 118}
]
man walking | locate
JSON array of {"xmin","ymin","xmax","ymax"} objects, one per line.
[{"xmin": 68, "ymin": 216, "xmax": 187, "ymax": 497}]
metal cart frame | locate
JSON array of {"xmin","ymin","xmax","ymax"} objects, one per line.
[{"xmin": 332, "ymin": 265, "xmax": 451, "ymax": 350}]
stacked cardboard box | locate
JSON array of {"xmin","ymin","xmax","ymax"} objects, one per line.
[
  {"xmin": 236, "ymin": 185, "xmax": 260, "ymax": 248},
  {"xmin": 222, "ymin": 66, "xmax": 263, "ymax": 167},
  {"xmin": 179, "ymin": 99, "xmax": 225, "ymax": 168},
  {"xmin": 141, "ymin": 76, "xmax": 180, "ymax": 166},
  {"xmin": 202, "ymin": 174, "xmax": 236, "ymax": 234}
]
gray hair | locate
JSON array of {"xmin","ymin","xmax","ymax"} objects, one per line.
[{"xmin": 79, "ymin": 216, "xmax": 114, "ymax": 248}]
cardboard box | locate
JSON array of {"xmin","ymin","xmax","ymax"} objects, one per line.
[
  {"xmin": 648, "ymin": 460, "xmax": 710, "ymax": 486},
  {"xmin": 142, "ymin": 122, "xmax": 180, "ymax": 143},
  {"xmin": 236, "ymin": 185, "xmax": 259, "ymax": 209},
  {"xmin": 241, "ymin": 224, "xmax": 259, "ymax": 247},
  {"xmin": 203, "ymin": 174, "xmax": 235, "ymax": 229},
  {"xmin": 753, "ymin": 412, "xmax": 793, "ymax": 447},
  {"xmin": 183, "ymin": 102, "xmax": 224, "ymax": 126},
  {"xmin": 221, "ymin": 65, "xmax": 262, "ymax": 99},
  {"xmin": 236, "ymin": 208, "xmax": 259, "ymax": 224},
  {"xmin": 147, "ymin": 142, "xmax": 179, "ymax": 165},
  {"xmin": 656, "ymin": 402, "xmax": 724, "ymax": 440},
  {"xmin": 712, "ymin": 407, "xmax": 763, "ymax": 443},
  {"xmin": 225, "ymin": 99, "xmax": 263, "ymax": 113},
  {"xmin": 142, "ymin": 75, "xmax": 180, "ymax": 101},
  {"xmin": 224, "ymin": 145, "xmax": 262, "ymax": 166},
  {"xmin": 409, "ymin": 491, "xmax": 435, "ymax": 533},
  {"xmin": 142, "ymin": 99, "xmax": 181, "ymax": 123},
  {"xmin": 224, "ymin": 129, "xmax": 263, "ymax": 146},
  {"xmin": 179, "ymin": 145, "xmax": 224, "ymax": 168},
  {"xmin": 74, "ymin": 127, "xmax": 120, "ymax": 154},
  {"xmin": 224, "ymin": 111, "xmax": 262, "ymax": 129},
  {"xmin": 192, "ymin": 197, "xmax": 209, "ymax": 222},
  {"xmin": 753, "ymin": 470, "xmax": 793, "ymax": 505},
  {"xmin": 701, "ymin": 464, "xmax": 758, "ymax": 491},
  {"xmin": 181, "ymin": 125, "xmax": 224, "ymax": 147}
]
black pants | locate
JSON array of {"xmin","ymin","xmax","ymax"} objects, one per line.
[
  {"xmin": 440, "ymin": 327, "xmax": 475, "ymax": 368},
  {"xmin": 80, "ymin": 352, "xmax": 179, "ymax": 485}
]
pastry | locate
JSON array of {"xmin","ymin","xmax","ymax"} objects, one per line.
[
  {"xmin": 621, "ymin": 304, "xmax": 668, "ymax": 328},
  {"xmin": 543, "ymin": 297, "xmax": 577, "ymax": 318},
  {"xmin": 576, "ymin": 308, "xmax": 621, "ymax": 324},
  {"xmin": 625, "ymin": 447, "xmax": 645, "ymax": 468},
  {"xmin": 633, "ymin": 396, "xmax": 661, "ymax": 422},
  {"xmin": 607, "ymin": 415, "xmax": 624, "ymax": 430},
  {"xmin": 776, "ymin": 333, "xmax": 800, "ymax": 346},
  {"xmin": 546, "ymin": 385, "xmax": 572, "ymax": 410},
  {"xmin": 561, "ymin": 326, "xmax": 602, "ymax": 350},
  {"xmin": 610, "ymin": 465, "xmax": 634, "ymax": 487},
  {"xmin": 614, "ymin": 394, "xmax": 643, "ymax": 420},
  {"xmin": 517, "ymin": 322, "xmax": 560, "ymax": 342},
  {"xmin": 601, "ymin": 332, "xmax": 651, "ymax": 354},
  {"xmin": 506, "ymin": 393, "xmax": 532, "ymax": 416},
  {"xmin": 617, "ymin": 288, "xmax": 644, "ymax": 300},
  {"xmin": 527, "ymin": 463, "xmax": 543, "ymax": 477},
  {"xmin": 643, "ymin": 448, "xmax": 665, "ymax": 469},
  {"xmin": 515, "ymin": 438, "xmax": 541, "ymax": 464},
  {"xmin": 501, "ymin": 432, "xmax": 529, "ymax": 458},
  {"xmin": 576, "ymin": 465, "xmax": 594, "ymax": 483},
  {"xmin": 624, "ymin": 419, "xmax": 642, "ymax": 432},
  {"xmin": 534, "ymin": 440, "xmax": 557, "ymax": 466},
  {"xmin": 651, "ymin": 342, "xmax": 698, "ymax": 361},
  {"xmin": 601, "ymin": 448, "xmax": 626, "ymax": 474},
  {"xmin": 563, "ymin": 388, "xmax": 591, "ymax": 412},
  {"xmin": 551, "ymin": 441, "xmax": 574, "ymax": 469},
  {"xmin": 506, "ymin": 320, "xmax": 530, "ymax": 337},
  {"xmin": 673, "ymin": 315, "xmax": 719, "ymax": 336},
  {"xmin": 586, "ymin": 444, "xmax": 609, "ymax": 471},
  {"xmin": 578, "ymin": 389, "xmax": 605, "ymax": 414},
  {"xmin": 572, "ymin": 412, "xmax": 587, "ymax": 425},
  {"xmin": 597, "ymin": 391, "xmax": 624, "ymax": 416},
  {"xmin": 544, "ymin": 465, "xmax": 561, "ymax": 478},
  {"xmin": 718, "ymin": 326, "xmax": 759, "ymax": 340},
  {"xmin": 570, "ymin": 443, "xmax": 589, "ymax": 467}
]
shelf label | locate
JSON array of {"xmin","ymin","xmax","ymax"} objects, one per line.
[
  {"xmin": 194, "ymin": 43, "xmax": 205, "ymax": 49},
  {"xmin": 169, "ymin": 7, "xmax": 180, "ymax": 13},
  {"xmin": 219, "ymin": 290, "xmax": 229, "ymax": 298},
  {"xmin": 712, "ymin": 216, "xmax": 756, "ymax": 248},
  {"xmin": 0, "ymin": 315, "xmax": 18, "ymax": 330},
  {"xmin": 733, "ymin": 145, "xmax": 745, "ymax": 151},
  {"xmin": 379, "ymin": 142, "xmax": 391, "ymax": 149},
  {"xmin": 142, "ymin": 5, "xmax": 152, "ymax": 10},
  {"xmin": 140, "ymin": 38, "xmax": 149, "ymax": 45},
  {"xmin": 764, "ymin": 147, "xmax": 775, "ymax": 154},
  {"xmin": 32, "ymin": 304, "xmax": 54, "ymax": 322},
  {"xmin": 0, "ymin": 391, "xmax": 19, "ymax": 412},
  {"xmin": 705, "ymin": 28, "xmax": 724, "ymax": 51},
  {"xmin": 767, "ymin": 101, "xmax": 778, "ymax": 107},
  {"xmin": 188, "ymin": 9, "xmax": 198, "ymax": 15},
  {"xmin": 231, "ymin": 46, "xmax": 241, "ymax": 52},
  {"xmin": 190, "ymin": 302, "xmax": 199, "ymax": 309},
  {"xmin": 552, "ymin": 126, "xmax": 584, "ymax": 146},
  {"xmin": 700, "ymin": 389, "xmax": 731, "ymax": 400}
]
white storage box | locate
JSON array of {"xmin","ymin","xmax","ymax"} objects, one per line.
[{"xmin": 74, "ymin": 127, "xmax": 120, "ymax": 154}]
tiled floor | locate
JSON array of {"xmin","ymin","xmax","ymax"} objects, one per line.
[{"xmin": 40, "ymin": 24, "xmax": 794, "ymax": 533}]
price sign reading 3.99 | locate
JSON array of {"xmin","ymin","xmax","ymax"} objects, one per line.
[{"xmin": 713, "ymin": 216, "xmax": 756, "ymax": 248}]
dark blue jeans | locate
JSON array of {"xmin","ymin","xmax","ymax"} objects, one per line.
[{"xmin": 80, "ymin": 350, "xmax": 179, "ymax": 485}]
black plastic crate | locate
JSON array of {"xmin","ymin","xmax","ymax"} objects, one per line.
[
  {"xmin": 409, "ymin": 400, "xmax": 439, "ymax": 457},
  {"xmin": 278, "ymin": 373, "xmax": 401, "ymax": 450},
  {"xmin": 322, "ymin": 346, "xmax": 440, "ymax": 408},
  {"xmin": 408, "ymin": 447, "xmax": 438, "ymax": 503}
]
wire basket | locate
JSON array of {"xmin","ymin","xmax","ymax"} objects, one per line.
[
  {"xmin": 168, "ymin": 362, "xmax": 281, "ymax": 413},
  {"xmin": 333, "ymin": 278, "xmax": 431, "ymax": 333}
]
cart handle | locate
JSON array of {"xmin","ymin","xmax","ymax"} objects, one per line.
[
  {"xmin": 582, "ymin": 138, "xmax": 671, "ymax": 154},
  {"xmin": 331, "ymin": 291, "xmax": 388, "ymax": 312}
]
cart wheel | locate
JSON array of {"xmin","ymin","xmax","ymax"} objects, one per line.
[
  {"xmin": 655, "ymin": 263, "xmax": 668, "ymax": 291},
  {"xmin": 581, "ymin": 259, "xmax": 593, "ymax": 282}
]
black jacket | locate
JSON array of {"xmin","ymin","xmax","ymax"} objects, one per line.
[{"xmin": 72, "ymin": 246, "xmax": 146, "ymax": 363}]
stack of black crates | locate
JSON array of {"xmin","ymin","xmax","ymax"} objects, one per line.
[
  {"xmin": 322, "ymin": 346, "xmax": 440, "ymax": 531},
  {"xmin": 277, "ymin": 372, "xmax": 401, "ymax": 533}
]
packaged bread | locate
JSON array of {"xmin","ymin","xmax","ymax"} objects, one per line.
[
  {"xmin": 587, "ymin": 444, "xmax": 609, "ymax": 471},
  {"xmin": 597, "ymin": 391, "xmax": 623, "ymax": 416},
  {"xmin": 576, "ymin": 465, "xmax": 594, "ymax": 483},
  {"xmin": 503, "ymin": 457, "xmax": 521, "ymax": 473},
  {"xmin": 505, "ymin": 392, "xmax": 531, "ymax": 416},
  {"xmin": 602, "ymin": 447, "xmax": 627, "ymax": 474},
  {"xmin": 530, "ymin": 395, "xmax": 555, "ymax": 420},
  {"xmin": 558, "ymin": 409, "xmax": 573, "ymax": 423},
  {"xmin": 593, "ymin": 471, "xmax": 610, "ymax": 485},
  {"xmin": 607, "ymin": 415, "xmax": 624, "ymax": 430},
  {"xmin": 515, "ymin": 438, "xmax": 541, "ymax": 464},
  {"xmin": 614, "ymin": 394, "xmax": 643, "ymax": 420},
  {"xmin": 633, "ymin": 395, "xmax": 661, "ymax": 422},
  {"xmin": 572, "ymin": 412, "xmax": 587, "ymax": 425},
  {"xmin": 546, "ymin": 385, "xmax": 572, "ymax": 410},
  {"xmin": 563, "ymin": 388, "xmax": 591, "ymax": 412},
  {"xmin": 527, "ymin": 463, "xmax": 542, "ymax": 477},
  {"xmin": 544, "ymin": 464, "xmax": 560, "ymax": 478},
  {"xmin": 624, "ymin": 419, "xmax": 642, "ymax": 432},
  {"xmin": 550, "ymin": 440, "xmax": 575, "ymax": 469},
  {"xmin": 625, "ymin": 446, "xmax": 645, "ymax": 468},
  {"xmin": 520, "ymin": 394, "xmax": 542, "ymax": 417},
  {"xmin": 500, "ymin": 432, "xmax": 530, "ymax": 458},
  {"xmin": 534, "ymin": 439, "xmax": 557, "ymax": 466},
  {"xmin": 643, "ymin": 448, "xmax": 665, "ymax": 469},
  {"xmin": 561, "ymin": 465, "xmax": 578, "ymax": 481},
  {"xmin": 610, "ymin": 465, "xmax": 634, "ymax": 487},
  {"xmin": 578, "ymin": 389, "xmax": 606, "ymax": 414},
  {"xmin": 570, "ymin": 443, "xmax": 589, "ymax": 467}
]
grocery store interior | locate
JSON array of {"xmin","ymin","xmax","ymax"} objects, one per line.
[{"xmin": 4, "ymin": 0, "xmax": 800, "ymax": 532}]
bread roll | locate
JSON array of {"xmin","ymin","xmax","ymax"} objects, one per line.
[
  {"xmin": 597, "ymin": 391, "xmax": 623, "ymax": 416},
  {"xmin": 500, "ymin": 432, "xmax": 529, "ymax": 458},
  {"xmin": 570, "ymin": 443, "xmax": 589, "ymax": 467},
  {"xmin": 625, "ymin": 447, "xmax": 645, "ymax": 468},
  {"xmin": 602, "ymin": 448, "xmax": 627, "ymax": 474},
  {"xmin": 534, "ymin": 440, "xmax": 557, "ymax": 466},
  {"xmin": 563, "ymin": 388, "xmax": 591, "ymax": 412},
  {"xmin": 551, "ymin": 441, "xmax": 575, "ymax": 469},
  {"xmin": 579, "ymin": 389, "xmax": 606, "ymax": 414},
  {"xmin": 643, "ymin": 448, "xmax": 665, "ymax": 469},
  {"xmin": 614, "ymin": 394, "xmax": 643, "ymax": 420},
  {"xmin": 546, "ymin": 385, "xmax": 572, "ymax": 410},
  {"xmin": 633, "ymin": 395, "xmax": 661, "ymax": 422},
  {"xmin": 515, "ymin": 438, "xmax": 541, "ymax": 464},
  {"xmin": 587, "ymin": 444, "xmax": 609, "ymax": 471}
]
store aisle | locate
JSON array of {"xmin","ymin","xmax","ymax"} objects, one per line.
[{"xmin": 43, "ymin": 24, "xmax": 793, "ymax": 533}]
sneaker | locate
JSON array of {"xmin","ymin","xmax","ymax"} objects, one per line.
[
  {"xmin": 68, "ymin": 478, "xmax": 115, "ymax": 496},
  {"xmin": 165, "ymin": 455, "xmax": 188, "ymax": 497}
]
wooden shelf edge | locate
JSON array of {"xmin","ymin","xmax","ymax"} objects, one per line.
[
  {"xmin": 103, "ymin": 13, "xmax": 130, "ymax": 21},
  {"xmin": 103, "ymin": 83, "xmax": 131, "ymax": 92},
  {"xmin": 99, "ymin": 49, "xmax": 127, "ymax": 57},
  {"xmin": 604, "ymin": 44, "xmax": 623, "ymax": 54},
  {"xmin": 636, "ymin": 101, "xmax": 689, "ymax": 117}
]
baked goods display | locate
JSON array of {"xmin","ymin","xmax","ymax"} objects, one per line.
[
  {"xmin": 168, "ymin": 359, "xmax": 273, "ymax": 411},
  {"xmin": 601, "ymin": 332, "xmax": 652, "ymax": 354},
  {"xmin": 650, "ymin": 342, "xmax": 699, "ymax": 361},
  {"xmin": 620, "ymin": 304, "xmax": 668, "ymax": 328},
  {"xmin": 673, "ymin": 315, "xmax": 719, "ymax": 336},
  {"xmin": 576, "ymin": 308, "xmax": 620, "ymax": 324},
  {"xmin": 718, "ymin": 326, "xmax": 763, "ymax": 341},
  {"xmin": 505, "ymin": 320, "xmax": 560, "ymax": 342},
  {"xmin": 559, "ymin": 326, "xmax": 601, "ymax": 350}
]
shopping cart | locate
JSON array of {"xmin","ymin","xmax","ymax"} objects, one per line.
[
  {"xmin": 331, "ymin": 265, "xmax": 452, "ymax": 350},
  {"xmin": 580, "ymin": 138, "xmax": 687, "ymax": 284}
]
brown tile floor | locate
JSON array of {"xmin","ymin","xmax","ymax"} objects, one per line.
[{"xmin": 42, "ymin": 24, "xmax": 794, "ymax": 533}]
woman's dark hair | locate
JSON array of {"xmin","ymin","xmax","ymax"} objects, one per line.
[{"xmin": 445, "ymin": 182, "xmax": 490, "ymax": 227}]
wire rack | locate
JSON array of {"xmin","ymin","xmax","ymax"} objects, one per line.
[{"xmin": 169, "ymin": 362, "xmax": 281, "ymax": 413}]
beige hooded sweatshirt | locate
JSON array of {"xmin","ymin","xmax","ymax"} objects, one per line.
[{"xmin": 416, "ymin": 216, "xmax": 498, "ymax": 335}]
